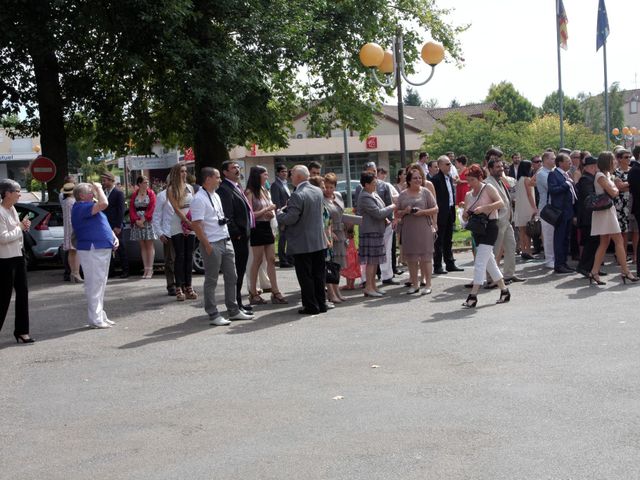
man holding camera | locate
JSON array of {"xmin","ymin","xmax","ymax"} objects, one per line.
[{"xmin": 191, "ymin": 167, "xmax": 253, "ymax": 326}]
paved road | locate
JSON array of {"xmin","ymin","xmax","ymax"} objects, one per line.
[{"xmin": 2, "ymin": 253, "xmax": 639, "ymax": 479}]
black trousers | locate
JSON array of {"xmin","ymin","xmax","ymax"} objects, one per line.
[
  {"xmin": 635, "ymin": 213, "xmax": 640, "ymax": 275},
  {"xmin": 434, "ymin": 208, "xmax": 455, "ymax": 269},
  {"xmin": 0, "ymin": 256, "xmax": 30, "ymax": 335},
  {"xmin": 110, "ymin": 229, "xmax": 129, "ymax": 274},
  {"xmin": 231, "ymin": 235, "xmax": 249, "ymax": 306},
  {"xmin": 293, "ymin": 250, "xmax": 327, "ymax": 312},
  {"xmin": 171, "ymin": 234, "xmax": 195, "ymax": 288},
  {"xmin": 577, "ymin": 226, "xmax": 599, "ymax": 273}
]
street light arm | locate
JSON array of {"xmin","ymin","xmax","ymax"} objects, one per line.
[
  {"xmin": 401, "ymin": 64, "xmax": 436, "ymax": 87},
  {"xmin": 370, "ymin": 68, "xmax": 396, "ymax": 89}
]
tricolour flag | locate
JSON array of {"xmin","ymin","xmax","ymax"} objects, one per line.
[
  {"xmin": 557, "ymin": 0, "xmax": 568, "ymax": 50},
  {"xmin": 596, "ymin": 0, "xmax": 609, "ymax": 52}
]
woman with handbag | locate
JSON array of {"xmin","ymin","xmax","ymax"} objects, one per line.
[
  {"xmin": 589, "ymin": 152, "xmax": 639, "ymax": 285},
  {"xmin": 461, "ymin": 165, "xmax": 511, "ymax": 308},
  {"xmin": 396, "ymin": 168, "xmax": 438, "ymax": 295},
  {"xmin": 129, "ymin": 175, "xmax": 157, "ymax": 279},
  {"xmin": 513, "ymin": 160, "xmax": 538, "ymax": 259},
  {"xmin": 322, "ymin": 173, "xmax": 347, "ymax": 303},
  {"xmin": 167, "ymin": 163, "xmax": 197, "ymax": 301}
]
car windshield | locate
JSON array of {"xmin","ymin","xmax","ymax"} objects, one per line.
[{"xmin": 37, "ymin": 204, "xmax": 64, "ymax": 227}]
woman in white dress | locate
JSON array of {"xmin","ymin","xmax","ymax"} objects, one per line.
[{"xmin": 512, "ymin": 161, "xmax": 537, "ymax": 259}]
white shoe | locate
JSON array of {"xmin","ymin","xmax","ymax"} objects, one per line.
[
  {"xmin": 420, "ymin": 288, "xmax": 432, "ymax": 295},
  {"xmin": 229, "ymin": 310, "xmax": 254, "ymax": 321},
  {"xmin": 325, "ymin": 301, "xmax": 335, "ymax": 309},
  {"xmin": 90, "ymin": 322, "xmax": 111, "ymax": 329},
  {"xmin": 103, "ymin": 319, "xmax": 116, "ymax": 326},
  {"xmin": 210, "ymin": 316, "xmax": 231, "ymax": 326}
]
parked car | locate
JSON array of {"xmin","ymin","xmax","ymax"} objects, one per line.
[
  {"xmin": 336, "ymin": 180, "xmax": 360, "ymax": 207},
  {"xmin": 121, "ymin": 212, "xmax": 204, "ymax": 274},
  {"xmin": 15, "ymin": 202, "xmax": 64, "ymax": 269}
]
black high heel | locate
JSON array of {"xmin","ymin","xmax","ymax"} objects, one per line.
[
  {"xmin": 621, "ymin": 273, "xmax": 639, "ymax": 284},
  {"xmin": 462, "ymin": 294, "xmax": 478, "ymax": 308},
  {"xmin": 496, "ymin": 288, "xmax": 511, "ymax": 304},
  {"xmin": 588, "ymin": 273, "xmax": 606, "ymax": 285},
  {"xmin": 14, "ymin": 333, "xmax": 35, "ymax": 344}
]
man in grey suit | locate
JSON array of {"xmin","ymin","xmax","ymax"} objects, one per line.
[
  {"xmin": 276, "ymin": 165, "xmax": 328, "ymax": 314},
  {"xmin": 270, "ymin": 163, "xmax": 293, "ymax": 268}
]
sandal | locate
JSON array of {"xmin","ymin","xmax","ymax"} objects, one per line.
[
  {"xmin": 462, "ymin": 294, "xmax": 478, "ymax": 308},
  {"xmin": 249, "ymin": 292, "xmax": 266, "ymax": 305},
  {"xmin": 176, "ymin": 287, "xmax": 186, "ymax": 302},
  {"xmin": 185, "ymin": 286, "xmax": 198, "ymax": 300},
  {"xmin": 271, "ymin": 292, "xmax": 288, "ymax": 304}
]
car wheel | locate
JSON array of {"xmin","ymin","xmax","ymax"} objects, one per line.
[
  {"xmin": 192, "ymin": 241, "xmax": 205, "ymax": 274},
  {"xmin": 24, "ymin": 246, "xmax": 37, "ymax": 270}
]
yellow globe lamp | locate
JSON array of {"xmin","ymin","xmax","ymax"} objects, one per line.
[
  {"xmin": 622, "ymin": 126, "xmax": 631, "ymax": 136},
  {"xmin": 33, "ymin": 145, "xmax": 41, "ymax": 153},
  {"xmin": 631, "ymin": 127, "xmax": 639, "ymax": 135},
  {"xmin": 377, "ymin": 51, "xmax": 394, "ymax": 74},
  {"xmin": 359, "ymin": 43, "xmax": 385, "ymax": 67},
  {"xmin": 612, "ymin": 128, "xmax": 620, "ymax": 136},
  {"xmin": 421, "ymin": 42, "xmax": 445, "ymax": 66}
]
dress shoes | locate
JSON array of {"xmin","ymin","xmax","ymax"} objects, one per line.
[
  {"xmin": 90, "ymin": 322, "xmax": 112, "ymax": 329},
  {"xmin": 504, "ymin": 276, "xmax": 525, "ymax": 284},
  {"xmin": 363, "ymin": 290, "xmax": 384, "ymax": 297},
  {"xmin": 446, "ymin": 264, "xmax": 464, "ymax": 272},
  {"xmin": 210, "ymin": 315, "xmax": 231, "ymax": 326},
  {"xmin": 381, "ymin": 278, "xmax": 399, "ymax": 285},
  {"xmin": 420, "ymin": 287, "xmax": 432, "ymax": 295},
  {"xmin": 433, "ymin": 268, "xmax": 448, "ymax": 275},
  {"xmin": 167, "ymin": 287, "xmax": 177, "ymax": 296},
  {"xmin": 298, "ymin": 308, "xmax": 321, "ymax": 315},
  {"xmin": 240, "ymin": 304, "xmax": 253, "ymax": 312},
  {"xmin": 229, "ymin": 311, "xmax": 253, "ymax": 321},
  {"xmin": 554, "ymin": 265, "xmax": 574, "ymax": 274},
  {"xmin": 279, "ymin": 262, "xmax": 293, "ymax": 268}
]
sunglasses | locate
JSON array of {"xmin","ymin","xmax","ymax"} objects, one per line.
[{"xmin": 532, "ymin": 160, "xmax": 542, "ymax": 163}]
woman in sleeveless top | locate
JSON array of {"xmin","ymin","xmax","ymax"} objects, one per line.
[
  {"xmin": 461, "ymin": 164, "xmax": 511, "ymax": 308},
  {"xmin": 589, "ymin": 152, "xmax": 639, "ymax": 285},
  {"xmin": 322, "ymin": 173, "xmax": 347, "ymax": 303},
  {"xmin": 129, "ymin": 175, "xmax": 157, "ymax": 279},
  {"xmin": 245, "ymin": 166, "xmax": 287, "ymax": 305},
  {"xmin": 167, "ymin": 163, "xmax": 197, "ymax": 301},
  {"xmin": 512, "ymin": 160, "xmax": 538, "ymax": 259},
  {"xmin": 396, "ymin": 168, "xmax": 438, "ymax": 295}
]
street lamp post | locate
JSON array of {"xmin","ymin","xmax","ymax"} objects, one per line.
[
  {"xmin": 611, "ymin": 126, "xmax": 639, "ymax": 149},
  {"xmin": 360, "ymin": 29, "xmax": 445, "ymax": 167}
]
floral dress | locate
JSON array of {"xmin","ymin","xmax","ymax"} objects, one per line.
[{"xmin": 613, "ymin": 168, "xmax": 630, "ymax": 232}]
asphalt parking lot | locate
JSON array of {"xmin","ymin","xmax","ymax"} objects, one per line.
[{"xmin": 2, "ymin": 252, "xmax": 639, "ymax": 479}]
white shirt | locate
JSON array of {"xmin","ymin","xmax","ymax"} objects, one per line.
[
  {"xmin": 0, "ymin": 206, "xmax": 24, "ymax": 258},
  {"xmin": 190, "ymin": 187, "xmax": 229, "ymax": 243},
  {"xmin": 151, "ymin": 189, "xmax": 174, "ymax": 238},
  {"xmin": 445, "ymin": 175, "xmax": 454, "ymax": 207}
]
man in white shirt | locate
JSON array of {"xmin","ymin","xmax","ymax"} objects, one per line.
[
  {"xmin": 152, "ymin": 178, "xmax": 176, "ymax": 296},
  {"xmin": 191, "ymin": 168, "xmax": 253, "ymax": 326},
  {"xmin": 536, "ymin": 150, "xmax": 556, "ymax": 269}
]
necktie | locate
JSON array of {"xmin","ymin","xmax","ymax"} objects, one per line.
[{"xmin": 236, "ymin": 183, "xmax": 255, "ymax": 228}]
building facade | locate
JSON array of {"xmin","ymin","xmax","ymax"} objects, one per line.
[{"xmin": 0, "ymin": 129, "xmax": 40, "ymax": 187}]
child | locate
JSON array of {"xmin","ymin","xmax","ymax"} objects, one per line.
[{"xmin": 341, "ymin": 226, "xmax": 361, "ymax": 290}]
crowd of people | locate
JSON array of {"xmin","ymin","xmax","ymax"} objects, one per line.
[{"xmin": 2, "ymin": 143, "xmax": 640, "ymax": 343}]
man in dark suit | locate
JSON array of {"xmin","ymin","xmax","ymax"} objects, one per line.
[
  {"xmin": 627, "ymin": 153, "xmax": 640, "ymax": 275},
  {"xmin": 270, "ymin": 163, "xmax": 293, "ymax": 268},
  {"xmin": 548, "ymin": 152, "xmax": 577, "ymax": 274},
  {"xmin": 217, "ymin": 160, "xmax": 253, "ymax": 313},
  {"xmin": 276, "ymin": 165, "xmax": 328, "ymax": 314},
  {"xmin": 431, "ymin": 155, "xmax": 462, "ymax": 274},
  {"xmin": 507, "ymin": 152, "xmax": 521, "ymax": 179},
  {"xmin": 101, "ymin": 171, "xmax": 129, "ymax": 278}
]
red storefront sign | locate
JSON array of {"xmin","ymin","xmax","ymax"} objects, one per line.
[{"xmin": 366, "ymin": 136, "xmax": 378, "ymax": 149}]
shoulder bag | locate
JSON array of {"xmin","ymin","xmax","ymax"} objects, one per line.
[
  {"xmin": 465, "ymin": 185, "xmax": 489, "ymax": 235},
  {"xmin": 585, "ymin": 192, "xmax": 613, "ymax": 212}
]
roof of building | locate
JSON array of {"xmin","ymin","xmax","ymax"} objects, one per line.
[{"xmin": 379, "ymin": 102, "xmax": 499, "ymax": 134}]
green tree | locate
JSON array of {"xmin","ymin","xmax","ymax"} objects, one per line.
[
  {"xmin": 423, "ymin": 98, "xmax": 439, "ymax": 108},
  {"xmin": 404, "ymin": 87, "xmax": 423, "ymax": 107},
  {"xmin": 485, "ymin": 81, "xmax": 537, "ymax": 123},
  {"xmin": 449, "ymin": 98, "xmax": 460, "ymax": 108},
  {"xmin": 578, "ymin": 82, "xmax": 625, "ymax": 141},
  {"xmin": 541, "ymin": 91, "xmax": 584, "ymax": 125}
]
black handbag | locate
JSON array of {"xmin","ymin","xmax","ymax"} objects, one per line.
[
  {"xmin": 525, "ymin": 216, "xmax": 541, "ymax": 238},
  {"xmin": 325, "ymin": 261, "xmax": 341, "ymax": 284},
  {"xmin": 540, "ymin": 203, "xmax": 563, "ymax": 227},
  {"xmin": 585, "ymin": 192, "xmax": 613, "ymax": 212},
  {"xmin": 466, "ymin": 213, "xmax": 489, "ymax": 235}
]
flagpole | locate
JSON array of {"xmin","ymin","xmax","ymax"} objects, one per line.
[
  {"xmin": 556, "ymin": 0, "xmax": 565, "ymax": 148},
  {"xmin": 603, "ymin": 41, "xmax": 610, "ymax": 149}
]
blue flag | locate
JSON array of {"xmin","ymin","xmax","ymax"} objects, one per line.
[{"xmin": 596, "ymin": 0, "xmax": 609, "ymax": 51}]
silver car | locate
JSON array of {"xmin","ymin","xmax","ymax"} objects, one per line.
[{"xmin": 15, "ymin": 202, "xmax": 64, "ymax": 268}]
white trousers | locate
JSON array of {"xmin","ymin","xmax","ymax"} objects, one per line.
[
  {"xmin": 78, "ymin": 248, "xmax": 112, "ymax": 326},
  {"xmin": 493, "ymin": 220, "xmax": 516, "ymax": 278},
  {"xmin": 474, "ymin": 244, "xmax": 503, "ymax": 285},
  {"xmin": 541, "ymin": 219, "xmax": 555, "ymax": 267},
  {"xmin": 359, "ymin": 224, "xmax": 395, "ymax": 281}
]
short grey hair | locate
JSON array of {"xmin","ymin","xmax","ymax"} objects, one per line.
[
  {"xmin": 0, "ymin": 179, "xmax": 20, "ymax": 199},
  {"xmin": 200, "ymin": 167, "xmax": 220, "ymax": 180},
  {"xmin": 290, "ymin": 165, "xmax": 309, "ymax": 179},
  {"xmin": 73, "ymin": 183, "xmax": 93, "ymax": 201}
]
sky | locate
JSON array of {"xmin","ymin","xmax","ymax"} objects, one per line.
[{"xmin": 396, "ymin": 0, "xmax": 640, "ymax": 109}]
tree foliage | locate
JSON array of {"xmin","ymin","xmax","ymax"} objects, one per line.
[
  {"xmin": 404, "ymin": 87, "xmax": 423, "ymax": 107},
  {"xmin": 485, "ymin": 81, "xmax": 537, "ymax": 123},
  {"xmin": 577, "ymin": 82, "xmax": 625, "ymax": 141},
  {"xmin": 423, "ymin": 111, "xmax": 606, "ymax": 162},
  {"xmin": 541, "ymin": 91, "xmax": 584, "ymax": 125}
]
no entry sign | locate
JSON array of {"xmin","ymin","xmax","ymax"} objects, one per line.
[{"xmin": 30, "ymin": 156, "xmax": 57, "ymax": 183}]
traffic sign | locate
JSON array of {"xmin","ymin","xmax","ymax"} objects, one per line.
[{"xmin": 30, "ymin": 156, "xmax": 57, "ymax": 183}]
